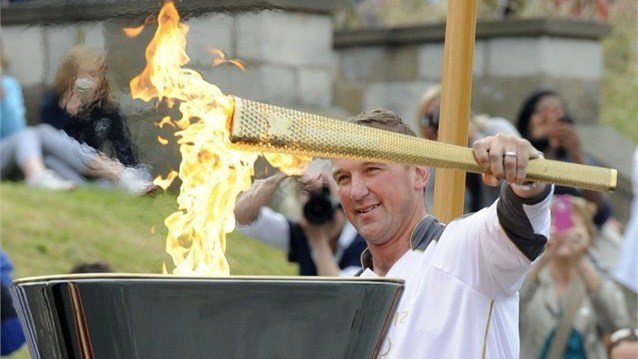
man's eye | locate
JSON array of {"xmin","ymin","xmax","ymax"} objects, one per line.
[
  {"xmin": 335, "ymin": 175, "xmax": 349, "ymax": 184},
  {"xmin": 366, "ymin": 167, "xmax": 381, "ymax": 173}
]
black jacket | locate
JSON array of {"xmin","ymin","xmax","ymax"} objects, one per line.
[{"xmin": 40, "ymin": 91, "xmax": 137, "ymax": 166}]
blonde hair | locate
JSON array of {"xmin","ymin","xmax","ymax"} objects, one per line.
[
  {"xmin": 416, "ymin": 84, "xmax": 442, "ymax": 124},
  {"xmin": 53, "ymin": 46, "xmax": 115, "ymax": 110},
  {"xmin": 567, "ymin": 195, "xmax": 598, "ymax": 240}
]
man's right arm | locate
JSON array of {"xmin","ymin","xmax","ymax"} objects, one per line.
[{"xmin": 234, "ymin": 173, "xmax": 287, "ymax": 224}]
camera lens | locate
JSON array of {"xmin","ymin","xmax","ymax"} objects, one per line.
[{"xmin": 303, "ymin": 187, "xmax": 335, "ymax": 225}]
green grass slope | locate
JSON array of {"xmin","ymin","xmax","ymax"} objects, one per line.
[
  {"xmin": 0, "ymin": 183, "xmax": 297, "ymax": 358},
  {"xmin": 0, "ymin": 183, "xmax": 296, "ymax": 278}
]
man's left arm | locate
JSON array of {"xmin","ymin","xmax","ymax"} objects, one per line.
[{"xmin": 471, "ymin": 134, "xmax": 553, "ymax": 298}]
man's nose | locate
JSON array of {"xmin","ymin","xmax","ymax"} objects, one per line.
[{"xmin": 349, "ymin": 175, "xmax": 369, "ymax": 201}]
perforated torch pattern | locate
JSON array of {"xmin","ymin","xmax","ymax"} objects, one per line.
[{"xmin": 229, "ymin": 97, "xmax": 616, "ymax": 192}]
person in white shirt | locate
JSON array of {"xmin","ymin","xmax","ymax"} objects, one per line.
[
  {"xmin": 331, "ymin": 109, "xmax": 553, "ymax": 358},
  {"xmin": 235, "ymin": 164, "xmax": 367, "ymax": 277}
]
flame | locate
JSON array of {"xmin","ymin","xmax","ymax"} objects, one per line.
[
  {"xmin": 207, "ymin": 47, "xmax": 247, "ymax": 71},
  {"xmin": 131, "ymin": 1, "xmax": 308, "ymax": 276},
  {"xmin": 157, "ymin": 135, "xmax": 169, "ymax": 145},
  {"xmin": 156, "ymin": 116, "xmax": 176, "ymax": 128},
  {"xmin": 124, "ymin": 25, "xmax": 146, "ymax": 38},
  {"xmin": 123, "ymin": 15, "xmax": 154, "ymax": 38},
  {"xmin": 153, "ymin": 170, "xmax": 179, "ymax": 190},
  {"xmin": 263, "ymin": 153, "xmax": 310, "ymax": 176}
]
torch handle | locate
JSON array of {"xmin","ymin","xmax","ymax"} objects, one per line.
[{"xmin": 229, "ymin": 97, "xmax": 616, "ymax": 192}]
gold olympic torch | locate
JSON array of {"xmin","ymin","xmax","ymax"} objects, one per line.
[{"xmin": 229, "ymin": 97, "xmax": 616, "ymax": 192}]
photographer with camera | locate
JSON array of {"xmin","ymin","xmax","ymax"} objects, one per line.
[{"xmin": 234, "ymin": 163, "xmax": 367, "ymax": 276}]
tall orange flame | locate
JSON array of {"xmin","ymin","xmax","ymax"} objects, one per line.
[{"xmin": 130, "ymin": 1, "xmax": 308, "ymax": 276}]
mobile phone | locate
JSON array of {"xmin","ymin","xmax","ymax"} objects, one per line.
[{"xmin": 551, "ymin": 195, "xmax": 573, "ymax": 233}]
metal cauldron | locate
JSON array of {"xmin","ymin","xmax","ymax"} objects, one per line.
[{"xmin": 10, "ymin": 274, "xmax": 404, "ymax": 359}]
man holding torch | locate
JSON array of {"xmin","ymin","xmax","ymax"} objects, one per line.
[{"xmin": 331, "ymin": 109, "xmax": 552, "ymax": 358}]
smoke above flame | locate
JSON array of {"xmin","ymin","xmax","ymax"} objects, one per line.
[{"xmin": 130, "ymin": 1, "xmax": 308, "ymax": 276}]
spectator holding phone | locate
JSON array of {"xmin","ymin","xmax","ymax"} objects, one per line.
[
  {"xmin": 516, "ymin": 90, "xmax": 612, "ymax": 227},
  {"xmin": 519, "ymin": 195, "xmax": 630, "ymax": 359}
]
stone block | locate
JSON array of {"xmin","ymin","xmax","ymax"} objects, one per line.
[
  {"xmin": 200, "ymin": 64, "xmax": 296, "ymax": 107},
  {"xmin": 1, "ymin": 26, "xmax": 45, "ymax": 87},
  {"xmin": 362, "ymin": 81, "xmax": 436, "ymax": 132},
  {"xmin": 43, "ymin": 26, "xmax": 81, "ymax": 84},
  {"xmin": 542, "ymin": 38, "xmax": 602, "ymax": 79},
  {"xmin": 103, "ymin": 21, "xmax": 154, "ymax": 90},
  {"xmin": 185, "ymin": 14, "xmax": 234, "ymax": 68},
  {"xmin": 417, "ymin": 44, "xmax": 443, "ymax": 80},
  {"xmin": 79, "ymin": 22, "xmax": 107, "ymax": 52},
  {"xmin": 471, "ymin": 76, "xmax": 543, "ymax": 123},
  {"xmin": 473, "ymin": 41, "xmax": 486, "ymax": 77},
  {"xmin": 236, "ymin": 11, "xmax": 332, "ymax": 68},
  {"xmin": 487, "ymin": 38, "xmax": 542, "ymax": 77},
  {"xmin": 472, "ymin": 76, "xmax": 601, "ymax": 129},
  {"xmin": 333, "ymin": 81, "xmax": 365, "ymax": 115},
  {"xmin": 487, "ymin": 37, "xmax": 602, "ymax": 80},
  {"xmin": 418, "ymin": 41, "xmax": 485, "ymax": 80},
  {"xmin": 338, "ymin": 47, "xmax": 386, "ymax": 81},
  {"xmin": 339, "ymin": 46, "xmax": 418, "ymax": 82},
  {"xmin": 297, "ymin": 68, "xmax": 331, "ymax": 108}
]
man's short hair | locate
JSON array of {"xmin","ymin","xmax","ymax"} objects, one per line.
[{"xmin": 350, "ymin": 109, "xmax": 417, "ymax": 137}]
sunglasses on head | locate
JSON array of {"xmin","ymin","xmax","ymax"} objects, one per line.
[{"xmin": 421, "ymin": 111, "xmax": 440, "ymax": 129}]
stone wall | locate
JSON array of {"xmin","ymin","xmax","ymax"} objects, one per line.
[
  {"xmin": 334, "ymin": 19, "xmax": 634, "ymax": 221},
  {"xmin": 1, "ymin": 0, "xmax": 338, "ymax": 181},
  {"xmin": 2, "ymin": 3, "xmax": 632, "ymax": 220},
  {"xmin": 334, "ymin": 19, "xmax": 610, "ymax": 131}
]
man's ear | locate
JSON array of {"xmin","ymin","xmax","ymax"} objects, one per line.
[{"xmin": 413, "ymin": 166, "xmax": 429, "ymax": 190}]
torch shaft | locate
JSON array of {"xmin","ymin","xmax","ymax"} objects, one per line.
[{"xmin": 229, "ymin": 97, "xmax": 616, "ymax": 192}]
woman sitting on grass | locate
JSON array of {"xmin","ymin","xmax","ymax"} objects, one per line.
[
  {"xmin": 0, "ymin": 55, "xmax": 155, "ymax": 194},
  {"xmin": 40, "ymin": 45, "xmax": 137, "ymax": 167}
]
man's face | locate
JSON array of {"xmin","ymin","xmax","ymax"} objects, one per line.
[{"xmin": 331, "ymin": 159, "xmax": 428, "ymax": 246}]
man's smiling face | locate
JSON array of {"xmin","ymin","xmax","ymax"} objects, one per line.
[{"xmin": 332, "ymin": 160, "xmax": 428, "ymax": 246}]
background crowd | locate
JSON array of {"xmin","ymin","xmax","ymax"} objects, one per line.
[{"xmin": 1, "ymin": 1, "xmax": 636, "ymax": 358}]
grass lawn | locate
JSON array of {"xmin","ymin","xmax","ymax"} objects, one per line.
[{"xmin": 0, "ymin": 183, "xmax": 297, "ymax": 358}]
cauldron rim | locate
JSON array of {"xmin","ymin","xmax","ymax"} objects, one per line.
[{"xmin": 13, "ymin": 273, "xmax": 404, "ymax": 285}]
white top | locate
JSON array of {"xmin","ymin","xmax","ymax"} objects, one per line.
[
  {"xmin": 236, "ymin": 207, "xmax": 361, "ymax": 276},
  {"xmin": 614, "ymin": 147, "xmax": 638, "ymax": 293},
  {"xmin": 360, "ymin": 192, "xmax": 552, "ymax": 358}
]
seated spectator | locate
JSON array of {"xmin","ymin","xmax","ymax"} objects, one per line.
[
  {"xmin": 0, "ymin": 58, "xmax": 26, "ymax": 139},
  {"xmin": 516, "ymin": 89, "xmax": 612, "ymax": 227},
  {"xmin": 1, "ymin": 55, "xmax": 154, "ymax": 193},
  {"xmin": 40, "ymin": 46, "xmax": 137, "ymax": 166},
  {"xmin": 0, "ymin": 250, "xmax": 25, "ymax": 356},
  {"xmin": 519, "ymin": 195, "xmax": 630, "ymax": 359},
  {"xmin": 1, "ymin": 124, "xmax": 156, "ymax": 194},
  {"xmin": 234, "ymin": 161, "xmax": 366, "ymax": 276},
  {"xmin": 416, "ymin": 84, "xmax": 520, "ymax": 213},
  {"xmin": 70, "ymin": 261, "xmax": 113, "ymax": 274}
]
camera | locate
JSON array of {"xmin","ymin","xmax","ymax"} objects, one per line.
[{"xmin": 303, "ymin": 186, "xmax": 339, "ymax": 225}]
